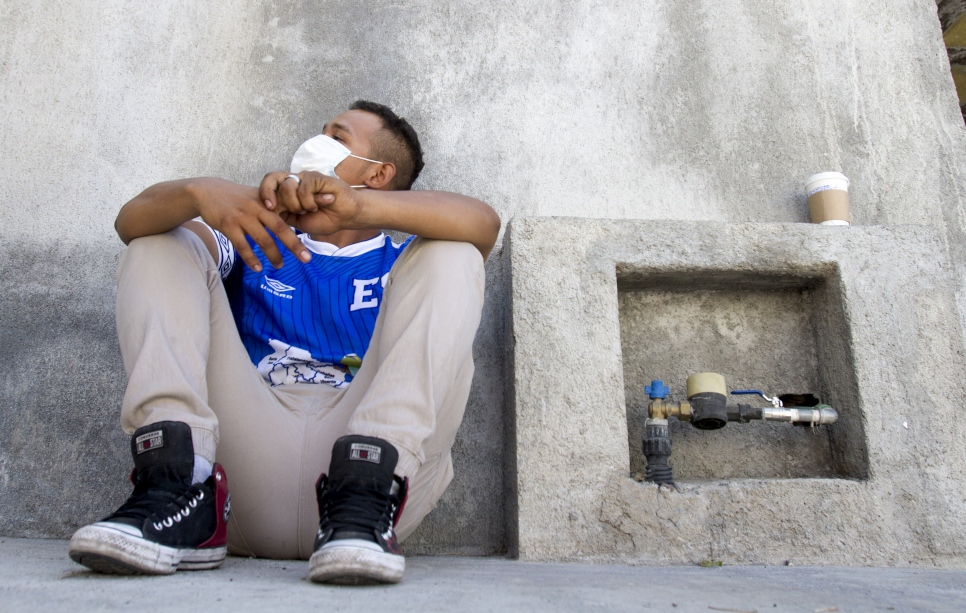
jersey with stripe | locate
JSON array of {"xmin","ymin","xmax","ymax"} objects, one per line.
[{"xmin": 207, "ymin": 226, "xmax": 413, "ymax": 388}]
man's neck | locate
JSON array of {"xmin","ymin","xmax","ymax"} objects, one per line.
[{"xmin": 307, "ymin": 228, "xmax": 382, "ymax": 248}]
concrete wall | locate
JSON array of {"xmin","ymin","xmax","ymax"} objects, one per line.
[
  {"xmin": 3, "ymin": 0, "xmax": 966, "ymax": 558},
  {"xmin": 508, "ymin": 219, "xmax": 966, "ymax": 566}
]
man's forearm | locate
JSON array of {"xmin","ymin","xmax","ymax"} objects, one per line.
[
  {"xmin": 356, "ymin": 190, "xmax": 501, "ymax": 259},
  {"xmin": 117, "ymin": 177, "xmax": 311, "ymax": 271},
  {"xmin": 114, "ymin": 179, "xmax": 206, "ymax": 244}
]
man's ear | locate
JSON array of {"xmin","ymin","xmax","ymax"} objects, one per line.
[{"xmin": 364, "ymin": 162, "xmax": 396, "ymax": 190}]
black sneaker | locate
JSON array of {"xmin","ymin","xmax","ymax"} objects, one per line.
[
  {"xmin": 308, "ymin": 435, "xmax": 408, "ymax": 585},
  {"xmin": 68, "ymin": 421, "xmax": 230, "ymax": 575}
]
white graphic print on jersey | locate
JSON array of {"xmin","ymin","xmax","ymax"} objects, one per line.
[
  {"xmin": 201, "ymin": 223, "xmax": 410, "ymax": 388},
  {"xmin": 261, "ymin": 276, "xmax": 296, "ymax": 299},
  {"xmin": 256, "ymin": 339, "xmax": 352, "ymax": 388},
  {"xmin": 349, "ymin": 273, "xmax": 390, "ymax": 312},
  {"xmin": 214, "ymin": 231, "xmax": 235, "ymax": 278}
]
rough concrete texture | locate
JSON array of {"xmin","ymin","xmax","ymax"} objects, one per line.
[
  {"xmin": 508, "ymin": 218, "xmax": 966, "ymax": 566},
  {"xmin": 5, "ymin": 0, "xmax": 966, "ymax": 561},
  {"xmin": 6, "ymin": 538, "xmax": 966, "ymax": 613}
]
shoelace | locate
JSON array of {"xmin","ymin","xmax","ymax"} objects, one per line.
[
  {"xmin": 319, "ymin": 482, "xmax": 400, "ymax": 536},
  {"xmin": 107, "ymin": 480, "xmax": 199, "ymax": 524}
]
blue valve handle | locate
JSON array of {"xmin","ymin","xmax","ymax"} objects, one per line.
[
  {"xmin": 731, "ymin": 389, "xmax": 767, "ymax": 398},
  {"xmin": 645, "ymin": 380, "xmax": 671, "ymax": 399},
  {"xmin": 731, "ymin": 389, "xmax": 782, "ymax": 407}
]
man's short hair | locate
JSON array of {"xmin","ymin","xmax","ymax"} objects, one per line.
[{"xmin": 349, "ymin": 100, "xmax": 424, "ymax": 191}]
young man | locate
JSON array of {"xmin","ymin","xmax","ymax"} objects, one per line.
[{"xmin": 67, "ymin": 101, "xmax": 500, "ymax": 584}]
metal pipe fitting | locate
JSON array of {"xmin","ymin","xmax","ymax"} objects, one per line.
[
  {"xmin": 647, "ymin": 397, "xmax": 692, "ymax": 421},
  {"xmin": 726, "ymin": 403, "xmax": 763, "ymax": 423},
  {"xmin": 762, "ymin": 406, "xmax": 838, "ymax": 425}
]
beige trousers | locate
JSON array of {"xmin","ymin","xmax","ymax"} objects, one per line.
[{"xmin": 115, "ymin": 228, "xmax": 484, "ymax": 559}]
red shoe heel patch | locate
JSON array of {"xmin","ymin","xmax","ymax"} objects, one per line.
[{"xmin": 199, "ymin": 463, "xmax": 230, "ymax": 549}]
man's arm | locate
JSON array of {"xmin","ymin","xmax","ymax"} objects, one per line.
[
  {"xmin": 260, "ymin": 171, "xmax": 501, "ymax": 259},
  {"xmin": 115, "ymin": 177, "xmax": 322, "ymax": 271}
]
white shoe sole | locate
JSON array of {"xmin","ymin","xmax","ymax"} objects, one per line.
[
  {"xmin": 69, "ymin": 524, "xmax": 226, "ymax": 575},
  {"xmin": 308, "ymin": 542, "xmax": 405, "ymax": 585}
]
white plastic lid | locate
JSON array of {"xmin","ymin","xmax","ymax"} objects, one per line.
[
  {"xmin": 805, "ymin": 172, "xmax": 849, "ymax": 186},
  {"xmin": 805, "ymin": 172, "xmax": 850, "ymax": 196}
]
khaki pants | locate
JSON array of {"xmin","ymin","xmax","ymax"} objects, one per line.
[{"xmin": 115, "ymin": 228, "xmax": 484, "ymax": 559}]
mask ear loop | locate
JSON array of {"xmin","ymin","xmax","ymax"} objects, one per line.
[
  {"xmin": 348, "ymin": 153, "xmax": 383, "ymax": 164},
  {"xmin": 346, "ymin": 154, "xmax": 385, "ymax": 189}
]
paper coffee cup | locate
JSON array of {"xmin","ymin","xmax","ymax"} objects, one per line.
[{"xmin": 805, "ymin": 172, "xmax": 850, "ymax": 225}]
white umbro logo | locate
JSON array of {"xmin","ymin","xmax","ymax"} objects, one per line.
[
  {"xmin": 264, "ymin": 277, "xmax": 295, "ymax": 293},
  {"xmin": 260, "ymin": 277, "xmax": 296, "ymax": 300}
]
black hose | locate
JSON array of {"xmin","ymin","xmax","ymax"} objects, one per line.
[
  {"xmin": 644, "ymin": 463, "xmax": 675, "ymax": 485},
  {"xmin": 643, "ymin": 420, "xmax": 675, "ymax": 486}
]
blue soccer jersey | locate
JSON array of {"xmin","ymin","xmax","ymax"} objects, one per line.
[{"xmin": 207, "ymin": 226, "xmax": 413, "ymax": 388}]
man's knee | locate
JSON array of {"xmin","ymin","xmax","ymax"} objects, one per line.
[
  {"xmin": 397, "ymin": 238, "xmax": 484, "ymax": 282},
  {"xmin": 125, "ymin": 227, "xmax": 209, "ymax": 259},
  {"xmin": 119, "ymin": 227, "xmax": 214, "ymax": 279}
]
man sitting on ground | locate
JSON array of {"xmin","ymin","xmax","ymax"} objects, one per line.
[{"xmin": 67, "ymin": 100, "xmax": 500, "ymax": 584}]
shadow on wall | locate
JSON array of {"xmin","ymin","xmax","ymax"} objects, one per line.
[
  {"xmin": 0, "ymin": 241, "xmax": 130, "ymax": 539},
  {"xmin": 0, "ymin": 238, "xmax": 510, "ymax": 557}
]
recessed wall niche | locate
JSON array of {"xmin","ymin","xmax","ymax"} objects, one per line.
[{"xmin": 617, "ymin": 268, "xmax": 868, "ymax": 481}]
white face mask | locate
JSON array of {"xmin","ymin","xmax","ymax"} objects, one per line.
[{"xmin": 290, "ymin": 134, "xmax": 382, "ymax": 188}]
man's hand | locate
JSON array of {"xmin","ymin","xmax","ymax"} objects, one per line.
[
  {"xmin": 259, "ymin": 171, "xmax": 502, "ymax": 259},
  {"xmin": 191, "ymin": 178, "xmax": 312, "ymax": 270},
  {"xmin": 115, "ymin": 177, "xmax": 313, "ymax": 272},
  {"xmin": 259, "ymin": 171, "xmax": 364, "ymax": 236}
]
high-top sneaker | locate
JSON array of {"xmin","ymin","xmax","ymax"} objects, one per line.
[
  {"xmin": 68, "ymin": 421, "xmax": 230, "ymax": 575},
  {"xmin": 309, "ymin": 435, "xmax": 408, "ymax": 585}
]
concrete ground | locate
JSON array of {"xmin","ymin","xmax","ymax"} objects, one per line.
[{"xmin": 2, "ymin": 538, "xmax": 964, "ymax": 612}]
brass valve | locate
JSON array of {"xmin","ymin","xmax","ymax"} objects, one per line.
[
  {"xmin": 645, "ymin": 373, "xmax": 728, "ymax": 429},
  {"xmin": 647, "ymin": 397, "xmax": 691, "ymax": 421}
]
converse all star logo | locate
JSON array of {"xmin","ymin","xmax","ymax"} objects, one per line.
[
  {"xmin": 223, "ymin": 493, "xmax": 231, "ymax": 522},
  {"xmin": 135, "ymin": 430, "xmax": 164, "ymax": 455},
  {"xmin": 348, "ymin": 443, "xmax": 381, "ymax": 464}
]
